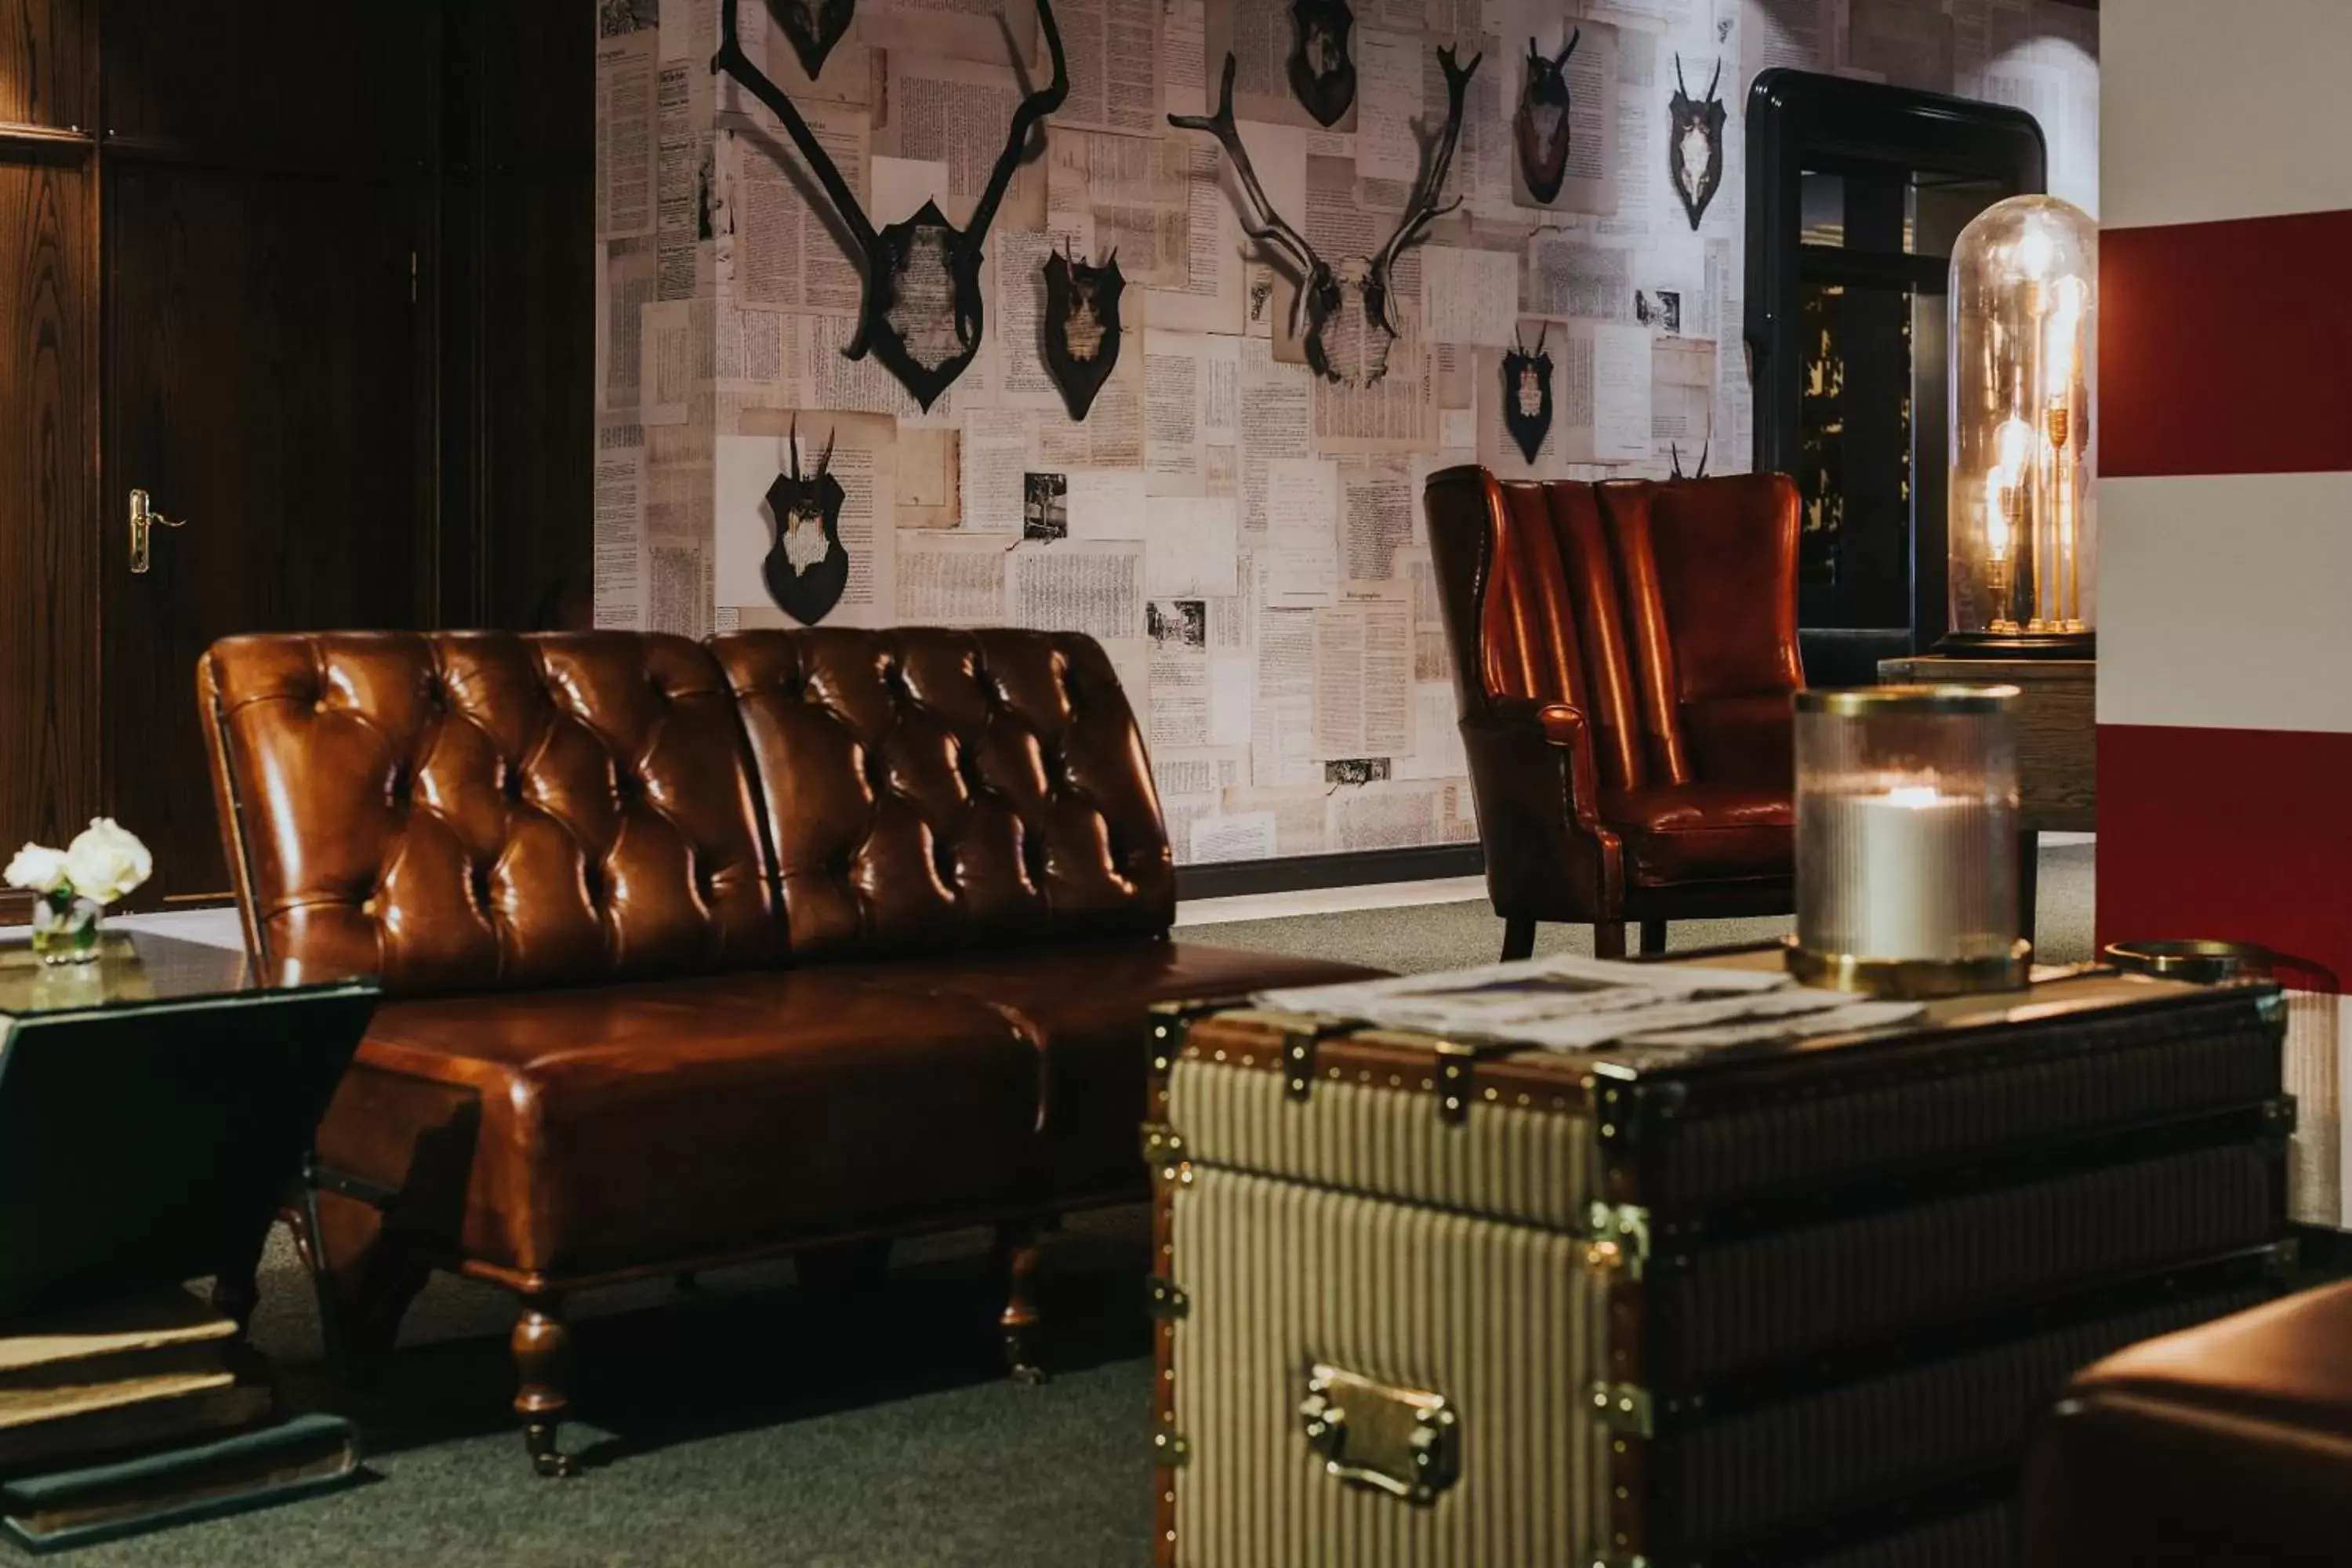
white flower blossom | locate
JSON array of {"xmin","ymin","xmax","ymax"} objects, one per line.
[
  {"xmin": 60, "ymin": 818, "xmax": 152, "ymax": 906},
  {"xmin": 3, "ymin": 844, "xmax": 67, "ymax": 895}
]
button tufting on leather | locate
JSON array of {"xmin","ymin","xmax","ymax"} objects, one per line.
[
  {"xmin": 503, "ymin": 765, "xmax": 524, "ymax": 803},
  {"xmin": 931, "ymin": 837, "xmax": 958, "ymax": 887},
  {"xmin": 470, "ymin": 862, "xmax": 494, "ymax": 906}
]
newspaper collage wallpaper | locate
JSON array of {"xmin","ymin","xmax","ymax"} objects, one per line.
[{"xmin": 592, "ymin": 0, "xmax": 2098, "ymax": 867}]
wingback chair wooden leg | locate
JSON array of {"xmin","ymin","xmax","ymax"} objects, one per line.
[
  {"xmin": 1594, "ymin": 921, "xmax": 1628, "ymax": 960},
  {"xmin": 1501, "ymin": 916, "xmax": 1537, "ymax": 962},
  {"xmin": 1639, "ymin": 920, "xmax": 1668, "ymax": 956},
  {"xmin": 995, "ymin": 1219, "xmax": 1045, "ymax": 1385},
  {"xmin": 514, "ymin": 1296, "xmax": 579, "ymax": 1478}
]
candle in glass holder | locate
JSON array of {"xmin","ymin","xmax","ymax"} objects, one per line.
[
  {"xmin": 1791, "ymin": 686, "xmax": 2027, "ymax": 996},
  {"xmin": 1799, "ymin": 786, "xmax": 2002, "ymax": 960}
]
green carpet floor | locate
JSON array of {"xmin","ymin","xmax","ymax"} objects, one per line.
[{"xmin": 70, "ymin": 849, "xmax": 2095, "ymax": 1565}]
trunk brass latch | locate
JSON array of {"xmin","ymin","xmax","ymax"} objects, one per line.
[{"xmin": 1299, "ymin": 1363, "xmax": 1460, "ymax": 1504}]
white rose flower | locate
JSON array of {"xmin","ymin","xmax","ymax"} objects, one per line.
[
  {"xmin": 61, "ymin": 818, "xmax": 152, "ymax": 906},
  {"xmin": 3, "ymin": 844, "xmax": 68, "ymax": 895}
]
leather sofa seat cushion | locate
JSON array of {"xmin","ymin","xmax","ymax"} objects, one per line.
[
  {"xmin": 328, "ymin": 971, "xmax": 1040, "ymax": 1277},
  {"xmin": 1602, "ymin": 784, "xmax": 1793, "ymax": 887},
  {"xmin": 856, "ymin": 940, "xmax": 1390, "ymax": 1198},
  {"xmin": 2024, "ymin": 1283, "xmax": 2352, "ymax": 1566}
]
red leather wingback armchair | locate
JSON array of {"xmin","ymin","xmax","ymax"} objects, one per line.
[{"xmin": 1422, "ymin": 466, "xmax": 1804, "ymax": 960}]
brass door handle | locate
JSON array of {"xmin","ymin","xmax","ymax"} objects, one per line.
[{"xmin": 129, "ymin": 488, "xmax": 187, "ymax": 574}]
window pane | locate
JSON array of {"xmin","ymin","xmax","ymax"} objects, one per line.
[
  {"xmin": 1909, "ymin": 174, "xmax": 2009, "ymax": 255},
  {"xmin": 1800, "ymin": 170, "xmax": 1844, "ymax": 246},
  {"xmin": 1799, "ymin": 279, "xmax": 1917, "ymax": 617}
]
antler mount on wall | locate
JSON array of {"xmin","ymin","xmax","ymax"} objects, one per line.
[
  {"xmin": 713, "ymin": 0, "xmax": 1068, "ymax": 410},
  {"xmin": 1171, "ymin": 45, "xmax": 1479, "ymax": 388}
]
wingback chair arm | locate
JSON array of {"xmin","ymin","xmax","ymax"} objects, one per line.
[
  {"xmin": 1472, "ymin": 699, "xmax": 1606, "ymax": 834},
  {"xmin": 1458, "ymin": 699, "xmax": 1620, "ymax": 924}
]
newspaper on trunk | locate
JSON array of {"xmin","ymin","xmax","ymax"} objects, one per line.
[{"xmin": 1254, "ymin": 955, "xmax": 1921, "ymax": 1052}]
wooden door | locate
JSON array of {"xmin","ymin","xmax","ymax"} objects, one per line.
[{"xmin": 98, "ymin": 2, "xmax": 435, "ymax": 902}]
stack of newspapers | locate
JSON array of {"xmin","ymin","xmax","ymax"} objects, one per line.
[{"xmin": 1255, "ymin": 953, "xmax": 1925, "ymax": 1054}]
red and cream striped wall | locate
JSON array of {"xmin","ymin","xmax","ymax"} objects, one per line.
[{"xmin": 2097, "ymin": 0, "xmax": 2352, "ymax": 1223}]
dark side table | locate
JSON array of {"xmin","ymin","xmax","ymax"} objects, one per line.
[
  {"xmin": 1878, "ymin": 655, "xmax": 2095, "ymax": 944},
  {"xmin": 0, "ymin": 931, "xmax": 376, "ymax": 1324}
]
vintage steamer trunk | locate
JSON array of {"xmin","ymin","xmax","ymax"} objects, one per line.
[{"xmin": 1146, "ymin": 958, "xmax": 2293, "ymax": 1567}]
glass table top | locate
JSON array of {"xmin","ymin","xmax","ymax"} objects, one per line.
[{"xmin": 0, "ymin": 931, "xmax": 378, "ymax": 1018}]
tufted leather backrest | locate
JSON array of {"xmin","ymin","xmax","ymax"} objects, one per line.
[
  {"xmin": 200, "ymin": 631, "xmax": 782, "ymax": 996},
  {"xmin": 711, "ymin": 628, "xmax": 1174, "ymax": 960}
]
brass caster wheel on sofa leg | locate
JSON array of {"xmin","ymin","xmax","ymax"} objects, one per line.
[
  {"xmin": 996, "ymin": 1220, "xmax": 1046, "ymax": 1385},
  {"xmin": 513, "ymin": 1299, "xmax": 579, "ymax": 1478},
  {"xmin": 524, "ymin": 1419, "xmax": 579, "ymax": 1479}
]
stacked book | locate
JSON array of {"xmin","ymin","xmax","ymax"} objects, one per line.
[{"xmin": 0, "ymin": 1290, "xmax": 358, "ymax": 1552}]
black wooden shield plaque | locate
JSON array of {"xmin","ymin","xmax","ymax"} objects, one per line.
[
  {"xmin": 772, "ymin": 0, "xmax": 856, "ymax": 78},
  {"xmin": 869, "ymin": 202, "xmax": 986, "ymax": 412},
  {"xmin": 761, "ymin": 426, "xmax": 850, "ymax": 625},
  {"xmin": 1041, "ymin": 249, "xmax": 1126, "ymax": 422},
  {"xmin": 1512, "ymin": 30, "xmax": 1578, "ymax": 205},
  {"xmin": 1287, "ymin": 0, "xmax": 1357, "ymax": 127},
  {"xmin": 1668, "ymin": 55, "xmax": 1726, "ymax": 231},
  {"xmin": 1501, "ymin": 330, "xmax": 1553, "ymax": 466}
]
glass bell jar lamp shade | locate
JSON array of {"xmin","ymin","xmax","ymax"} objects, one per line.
[{"xmin": 1944, "ymin": 194, "xmax": 2096, "ymax": 656}]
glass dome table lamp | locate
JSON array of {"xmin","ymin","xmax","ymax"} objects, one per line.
[{"xmin": 1944, "ymin": 194, "xmax": 2096, "ymax": 656}]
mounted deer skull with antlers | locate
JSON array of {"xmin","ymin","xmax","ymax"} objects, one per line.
[
  {"xmin": 713, "ymin": 0, "xmax": 1067, "ymax": 411},
  {"xmin": 762, "ymin": 416, "xmax": 849, "ymax": 625},
  {"xmin": 1513, "ymin": 27, "xmax": 1580, "ymax": 205},
  {"xmin": 1171, "ymin": 45, "xmax": 1479, "ymax": 387}
]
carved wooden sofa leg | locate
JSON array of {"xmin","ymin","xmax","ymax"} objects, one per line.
[
  {"xmin": 513, "ymin": 1296, "xmax": 577, "ymax": 1479},
  {"xmin": 996, "ymin": 1218, "xmax": 1045, "ymax": 1385}
]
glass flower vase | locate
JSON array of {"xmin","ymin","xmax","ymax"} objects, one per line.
[{"xmin": 30, "ymin": 894, "xmax": 103, "ymax": 966}]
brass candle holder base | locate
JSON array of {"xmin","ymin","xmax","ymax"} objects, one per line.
[{"xmin": 1786, "ymin": 938, "xmax": 2034, "ymax": 999}]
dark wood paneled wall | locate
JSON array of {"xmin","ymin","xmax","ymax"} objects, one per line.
[
  {"xmin": 0, "ymin": 0, "xmax": 98, "ymax": 865},
  {"xmin": 0, "ymin": 0, "xmax": 92, "ymax": 131},
  {"xmin": 0, "ymin": 0, "xmax": 592, "ymax": 889},
  {"xmin": 441, "ymin": 0, "xmax": 594, "ymax": 632},
  {"xmin": 0, "ymin": 147, "xmax": 97, "ymax": 858}
]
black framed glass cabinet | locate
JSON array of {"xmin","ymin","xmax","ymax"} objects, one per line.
[{"xmin": 1744, "ymin": 72, "xmax": 2046, "ymax": 684}]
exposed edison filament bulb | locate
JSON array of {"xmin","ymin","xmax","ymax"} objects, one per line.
[
  {"xmin": 2045, "ymin": 275, "xmax": 2087, "ymax": 401},
  {"xmin": 2016, "ymin": 221, "xmax": 2055, "ymax": 280}
]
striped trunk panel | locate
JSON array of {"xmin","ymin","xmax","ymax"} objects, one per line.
[
  {"xmin": 1167, "ymin": 1058, "xmax": 1594, "ymax": 1230},
  {"xmin": 1169, "ymin": 1163, "xmax": 1610, "ymax": 1568}
]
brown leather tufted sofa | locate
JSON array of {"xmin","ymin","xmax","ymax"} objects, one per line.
[
  {"xmin": 1422, "ymin": 467, "xmax": 1803, "ymax": 962},
  {"xmin": 198, "ymin": 626, "xmax": 1383, "ymax": 1474}
]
